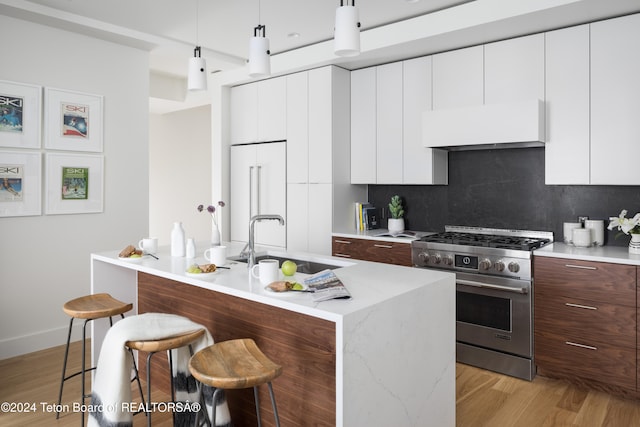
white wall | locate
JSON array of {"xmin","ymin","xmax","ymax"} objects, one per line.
[
  {"xmin": 149, "ymin": 106, "xmax": 212, "ymax": 247},
  {"xmin": 0, "ymin": 15, "xmax": 149, "ymax": 359}
]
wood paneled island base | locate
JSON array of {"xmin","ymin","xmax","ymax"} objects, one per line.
[{"xmin": 138, "ymin": 272, "xmax": 336, "ymax": 426}]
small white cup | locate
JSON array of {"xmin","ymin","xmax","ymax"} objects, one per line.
[
  {"xmin": 251, "ymin": 259, "xmax": 280, "ymax": 285},
  {"xmin": 572, "ymin": 228, "xmax": 593, "ymax": 248},
  {"xmin": 584, "ymin": 220, "xmax": 605, "ymax": 246},
  {"xmin": 204, "ymin": 245, "xmax": 227, "ymax": 266},
  {"xmin": 563, "ymin": 222, "xmax": 582, "ymax": 244},
  {"xmin": 138, "ymin": 237, "xmax": 158, "ymax": 254}
]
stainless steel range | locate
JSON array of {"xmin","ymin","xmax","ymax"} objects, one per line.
[{"xmin": 411, "ymin": 225, "xmax": 553, "ymax": 380}]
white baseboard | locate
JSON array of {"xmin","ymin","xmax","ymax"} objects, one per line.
[{"xmin": 0, "ymin": 323, "xmax": 85, "ymax": 360}]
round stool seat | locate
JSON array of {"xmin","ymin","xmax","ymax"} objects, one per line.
[
  {"xmin": 189, "ymin": 338, "xmax": 282, "ymax": 389},
  {"xmin": 63, "ymin": 293, "xmax": 132, "ymax": 319},
  {"xmin": 125, "ymin": 328, "xmax": 206, "ymax": 352}
]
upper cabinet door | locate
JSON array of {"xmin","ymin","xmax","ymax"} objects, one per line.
[
  {"xmin": 350, "ymin": 67, "xmax": 377, "ymax": 184},
  {"xmin": 308, "ymin": 67, "xmax": 334, "ymax": 184},
  {"xmin": 376, "ymin": 62, "xmax": 404, "ymax": 184},
  {"xmin": 591, "ymin": 14, "xmax": 640, "ymax": 185},
  {"xmin": 484, "ymin": 34, "xmax": 545, "ymax": 104},
  {"xmin": 432, "ymin": 45, "xmax": 483, "ymax": 109},
  {"xmin": 403, "ymin": 56, "xmax": 448, "ymax": 185},
  {"xmin": 257, "ymin": 77, "xmax": 287, "ymax": 142},
  {"xmin": 230, "ymin": 83, "xmax": 258, "ymax": 145},
  {"xmin": 545, "ymin": 25, "xmax": 590, "ymax": 185},
  {"xmin": 286, "ymin": 72, "xmax": 308, "ymax": 184}
]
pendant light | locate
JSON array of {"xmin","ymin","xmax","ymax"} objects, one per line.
[
  {"xmin": 248, "ymin": 0, "xmax": 271, "ymax": 78},
  {"xmin": 334, "ymin": 0, "xmax": 361, "ymax": 57},
  {"xmin": 188, "ymin": 0, "xmax": 207, "ymax": 91}
]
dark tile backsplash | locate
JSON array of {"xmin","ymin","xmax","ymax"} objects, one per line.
[{"xmin": 368, "ymin": 147, "xmax": 640, "ymax": 246}]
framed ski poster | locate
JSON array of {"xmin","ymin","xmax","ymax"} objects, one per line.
[
  {"xmin": 0, "ymin": 80, "xmax": 42, "ymax": 149},
  {"xmin": 45, "ymin": 152, "xmax": 103, "ymax": 214},
  {"xmin": 45, "ymin": 88, "xmax": 103, "ymax": 152},
  {"xmin": 0, "ymin": 150, "xmax": 41, "ymax": 217}
]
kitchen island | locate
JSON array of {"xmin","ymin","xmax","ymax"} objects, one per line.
[{"xmin": 90, "ymin": 244, "xmax": 456, "ymax": 426}]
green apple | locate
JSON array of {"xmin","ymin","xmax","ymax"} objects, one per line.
[{"xmin": 281, "ymin": 260, "xmax": 297, "ymax": 276}]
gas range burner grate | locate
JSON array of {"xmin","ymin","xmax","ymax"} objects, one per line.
[{"xmin": 420, "ymin": 232, "xmax": 550, "ymax": 251}]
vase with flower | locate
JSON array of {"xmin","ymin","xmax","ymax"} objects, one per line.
[
  {"xmin": 198, "ymin": 201, "xmax": 225, "ymax": 246},
  {"xmin": 607, "ymin": 209, "xmax": 640, "ymax": 254}
]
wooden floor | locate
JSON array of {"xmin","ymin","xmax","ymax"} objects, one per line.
[{"xmin": 1, "ymin": 342, "xmax": 640, "ymax": 426}]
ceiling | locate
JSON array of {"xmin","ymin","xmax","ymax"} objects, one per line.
[{"xmin": 2, "ymin": 0, "xmax": 640, "ymax": 114}]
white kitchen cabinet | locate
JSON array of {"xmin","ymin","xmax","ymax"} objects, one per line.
[
  {"xmin": 308, "ymin": 67, "xmax": 335, "ymax": 184},
  {"xmin": 544, "ymin": 24, "xmax": 590, "ymax": 185},
  {"xmin": 591, "ymin": 14, "xmax": 640, "ymax": 185},
  {"xmin": 257, "ymin": 76, "xmax": 286, "ymax": 142},
  {"xmin": 286, "ymin": 72, "xmax": 308, "ymax": 184},
  {"xmin": 403, "ymin": 56, "xmax": 448, "ymax": 185},
  {"xmin": 229, "ymin": 77, "xmax": 286, "ymax": 145},
  {"xmin": 432, "ymin": 45, "xmax": 483, "ymax": 109},
  {"xmin": 287, "ymin": 66, "xmax": 364, "ymax": 255},
  {"xmin": 484, "ymin": 34, "xmax": 545, "ymax": 104},
  {"xmin": 230, "ymin": 83, "xmax": 258, "ymax": 145},
  {"xmin": 350, "ymin": 67, "xmax": 377, "ymax": 184},
  {"xmin": 230, "ymin": 142, "xmax": 286, "ymax": 248},
  {"xmin": 376, "ymin": 62, "xmax": 404, "ymax": 184}
]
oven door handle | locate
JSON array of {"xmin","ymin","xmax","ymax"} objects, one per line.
[{"xmin": 457, "ymin": 279, "xmax": 529, "ymax": 294}]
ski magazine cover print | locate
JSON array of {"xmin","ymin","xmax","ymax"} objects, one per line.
[
  {"xmin": 61, "ymin": 102, "xmax": 89, "ymax": 138},
  {"xmin": 0, "ymin": 95, "xmax": 24, "ymax": 133},
  {"xmin": 62, "ymin": 166, "xmax": 88, "ymax": 200},
  {"xmin": 0, "ymin": 163, "xmax": 23, "ymax": 201}
]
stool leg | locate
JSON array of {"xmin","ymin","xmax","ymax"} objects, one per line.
[
  {"xmin": 267, "ymin": 382, "xmax": 281, "ymax": 427},
  {"xmin": 168, "ymin": 348, "xmax": 176, "ymax": 426},
  {"xmin": 129, "ymin": 349, "xmax": 146, "ymax": 413},
  {"xmin": 253, "ymin": 386, "xmax": 262, "ymax": 427},
  {"xmin": 145, "ymin": 352, "xmax": 155, "ymax": 427},
  {"xmin": 80, "ymin": 318, "xmax": 92, "ymax": 427},
  {"xmin": 56, "ymin": 317, "xmax": 74, "ymax": 419}
]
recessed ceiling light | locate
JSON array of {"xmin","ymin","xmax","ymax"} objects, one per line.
[
  {"xmin": 405, "ymin": 0, "xmax": 420, "ymax": 3},
  {"xmin": 288, "ymin": 32, "xmax": 300, "ymax": 38}
]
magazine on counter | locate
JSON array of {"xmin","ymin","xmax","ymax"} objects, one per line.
[{"xmin": 303, "ymin": 269, "xmax": 352, "ymax": 302}]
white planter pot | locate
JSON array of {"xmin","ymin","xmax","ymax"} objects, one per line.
[{"xmin": 388, "ymin": 218, "xmax": 405, "ymax": 235}]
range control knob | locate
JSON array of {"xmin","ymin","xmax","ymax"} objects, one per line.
[
  {"xmin": 442, "ymin": 255, "xmax": 454, "ymax": 266},
  {"xmin": 494, "ymin": 260, "xmax": 506, "ymax": 272},
  {"xmin": 432, "ymin": 253, "xmax": 442, "ymax": 264},
  {"xmin": 508, "ymin": 261, "xmax": 520, "ymax": 273},
  {"xmin": 479, "ymin": 259, "xmax": 492, "ymax": 270},
  {"xmin": 418, "ymin": 252, "xmax": 429, "ymax": 263}
]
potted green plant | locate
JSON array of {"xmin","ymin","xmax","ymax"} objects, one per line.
[{"xmin": 388, "ymin": 195, "xmax": 405, "ymax": 235}]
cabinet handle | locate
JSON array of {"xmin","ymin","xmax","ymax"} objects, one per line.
[
  {"xmin": 565, "ymin": 302, "xmax": 597, "ymax": 310},
  {"xmin": 565, "ymin": 341, "xmax": 597, "ymax": 351},
  {"xmin": 334, "ymin": 253, "xmax": 352, "ymax": 258},
  {"xmin": 256, "ymin": 165, "xmax": 262, "ymax": 215},
  {"xmin": 565, "ymin": 264, "xmax": 597, "ymax": 270},
  {"xmin": 373, "ymin": 244, "xmax": 394, "ymax": 249},
  {"xmin": 249, "ymin": 166, "xmax": 255, "ymax": 216},
  {"xmin": 334, "ymin": 240, "xmax": 352, "ymax": 244}
]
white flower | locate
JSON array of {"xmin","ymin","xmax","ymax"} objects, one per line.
[{"xmin": 608, "ymin": 209, "xmax": 640, "ymax": 235}]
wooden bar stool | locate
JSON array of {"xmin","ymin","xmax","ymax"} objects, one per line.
[
  {"xmin": 126, "ymin": 328, "xmax": 206, "ymax": 427},
  {"xmin": 189, "ymin": 338, "xmax": 283, "ymax": 427},
  {"xmin": 56, "ymin": 293, "xmax": 139, "ymax": 426},
  {"xmin": 56, "ymin": 294, "xmax": 134, "ymax": 415}
]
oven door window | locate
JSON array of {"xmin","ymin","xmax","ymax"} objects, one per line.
[{"xmin": 457, "ymin": 290, "xmax": 511, "ymax": 331}]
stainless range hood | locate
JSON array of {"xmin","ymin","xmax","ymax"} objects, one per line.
[{"xmin": 422, "ymin": 99, "xmax": 545, "ymax": 151}]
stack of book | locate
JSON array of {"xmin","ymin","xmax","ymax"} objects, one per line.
[{"xmin": 354, "ymin": 202, "xmax": 381, "ymax": 231}]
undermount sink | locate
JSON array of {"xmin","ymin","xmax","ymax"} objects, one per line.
[{"xmin": 228, "ymin": 253, "xmax": 351, "ymax": 275}]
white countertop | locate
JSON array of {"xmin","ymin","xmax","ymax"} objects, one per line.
[
  {"xmin": 534, "ymin": 242, "xmax": 640, "ymax": 266},
  {"xmin": 332, "ymin": 228, "xmax": 434, "ymax": 243},
  {"xmin": 92, "ymin": 241, "xmax": 454, "ymax": 322}
]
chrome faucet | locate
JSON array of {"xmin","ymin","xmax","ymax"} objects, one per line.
[{"xmin": 247, "ymin": 214, "xmax": 285, "ymax": 270}]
